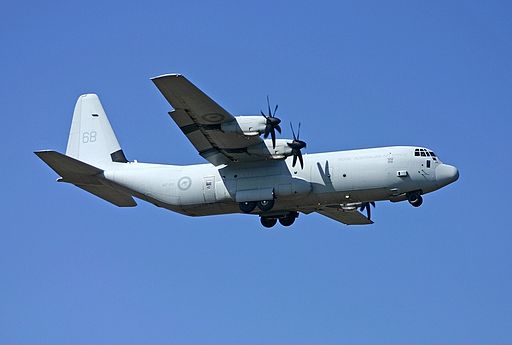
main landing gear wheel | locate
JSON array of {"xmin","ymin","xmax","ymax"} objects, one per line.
[
  {"xmin": 260, "ymin": 217, "xmax": 277, "ymax": 228},
  {"xmin": 407, "ymin": 192, "xmax": 423, "ymax": 207},
  {"xmin": 279, "ymin": 212, "xmax": 298, "ymax": 227},
  {"xmin": 257, "ymin": 199, "xmax": 275, "ymax": 212},
  {"xmin": 239, "ymin": 201, "xmax": 257, "ymax": 213}
]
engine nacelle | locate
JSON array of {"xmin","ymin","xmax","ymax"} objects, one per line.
[
  {"xmin": 246, "ymin": 139, "xmax": 293, "ymax": 159},
  {"xmin": 221, "ymin": 116, "xmax": 267, "ymax": 136}
]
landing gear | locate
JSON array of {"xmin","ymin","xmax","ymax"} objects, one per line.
[
  {"xmin": 257, "ymin": 199, "xmax": 275, "ymax": 212},
  {"xmin": 260, "ymin": 217, "xmax": 277, "ymax": 228},
  {"xmin": 240, "ymin": 199, "xmax": 275, "ymax": 213},
  {"xmin": 260, "ymin": 212, "xmax": 298, "ymax": 228},
  {"xmin": 279, "ymin": 212, "xmax": 298, "ymax": 227},
  {"xmin": 407, "ymin": 192, "xmax": 423, "ymax": 207},
  {"xmin": 239, "ymin": 201, "xmax": 257, "ymax": 213}
]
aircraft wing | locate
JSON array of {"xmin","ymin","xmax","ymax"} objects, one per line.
[
  {"xmin": 152, "ymin": 74, "xmax": 265, "ymax": 166},
  {"xmin": 316, "ymin": 207, "xmax": 373, "ymax": 225}
]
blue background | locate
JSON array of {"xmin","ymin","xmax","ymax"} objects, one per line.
[{"xmin": 1, "ymin": 1, "xmax": 511, "ymax": 343}]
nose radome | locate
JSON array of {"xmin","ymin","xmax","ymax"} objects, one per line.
[{"xmin": 436, "ymin": 164, "xmax": 459, "ymax": 186}]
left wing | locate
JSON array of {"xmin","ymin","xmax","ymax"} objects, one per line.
[
  {"xmin": 152, "ymin": 74, "xmax": 265, "ymax": 165},
  {"xmin": 316, "ymin": 207, "xmax": 373, "ymax": 225}
]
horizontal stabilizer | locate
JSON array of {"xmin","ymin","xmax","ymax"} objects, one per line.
[
  {"xmin": 35, "ymin": 150, "xmax": 136, "ymax": 207},
  {"xmin": 77, "ymin": 184, "xmax": 137, "ymax": 207},
  {"xmin": 35, "ymin": 150, "xmax": 102, "ymax": 177}
]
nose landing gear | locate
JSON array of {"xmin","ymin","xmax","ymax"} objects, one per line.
[{"xmin": 407, "ymin": 191, "xmax": 423, "ymax": 207}]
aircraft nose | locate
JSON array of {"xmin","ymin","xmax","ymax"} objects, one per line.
[{"xmin": 436, "ymin": 164, "xmax": 459, "ymax": 187}]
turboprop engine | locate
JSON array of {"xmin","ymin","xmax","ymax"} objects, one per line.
[{"xmin": 221, "ymin": 116, "xmax": 267, "ymax": 137}]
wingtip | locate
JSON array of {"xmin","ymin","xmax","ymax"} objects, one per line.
[
  {"xmin": 34, "ymin": 150, "xmax": 53, "ymax": 156},
  {"xmin": 151, "ymin": 73, "xmax": 182, "ymax": 81}
]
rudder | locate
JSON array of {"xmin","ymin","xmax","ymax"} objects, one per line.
[{"xmin": 66, "ymin": 94, "xmax": 127, "ymax": 168}]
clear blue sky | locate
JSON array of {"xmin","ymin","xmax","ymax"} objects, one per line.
[{"xmin": 1, "ymin": 0, "xmax": 511, "ymax": 343}]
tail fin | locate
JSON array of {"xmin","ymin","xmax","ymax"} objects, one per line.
[{"xmin": 66, "ymin": 94, "xmax": 127, "ymax": 169}]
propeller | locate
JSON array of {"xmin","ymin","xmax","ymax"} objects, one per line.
[
  {"xmin": 359, "ymin": 201, "xmax": 376, "ymax": 220},
  {"xmin": 288, "ymin": 122, "xmax": 307, "ymax": 169},
  {"xmin": 261, "ymin": 96, "xmax": 282, "ymax": 149}
]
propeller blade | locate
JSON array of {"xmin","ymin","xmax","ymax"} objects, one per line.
[
  {"xmin": 292, "ymin": 153, "xmax": 298, "ymax": 167},
  {"xmin": 298, "ymin": 150, "xmax": 304, "ymax": 169},
  {"xmin": 264, "ymin": 124, "xmax": 270, "ymax": 138},
  {"xmin": 261, "ymin": 110, "xmax": 267, "ymax": 118},
  {"xmin": 270, "ymin": 128, "xmax": 276, "ymax": 149},
  {"xmin": 267, "ymin": 95, "xmax": 271, "ymax": 117},
  {"xmin": 273, "ymin": 104, "xmax": 278, "ymax": 116},
  {"xmin": 358, "ymin": 202, "xmax": 375, "ymax": 220},
  {"xmin": 275, "ymin": 124, "xmax": 282, "ymax": 134},
  {"xmin": 297, "ymin": 122, "xmax": 301, "ymax": 140},
  {"xmin": 290, "ymin": 122, "xmax": 296, "ymax": 140}
]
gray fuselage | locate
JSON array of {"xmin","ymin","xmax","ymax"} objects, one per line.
[{"xmin": 103, "ymin": 145, "xmax": 459, "ymax": 217}]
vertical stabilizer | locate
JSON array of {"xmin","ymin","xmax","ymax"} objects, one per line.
[{"xmin": 66, "ymin": 94, "xmax": 127, "ymax": 168}]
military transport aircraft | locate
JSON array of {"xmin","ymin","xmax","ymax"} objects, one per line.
[{"xmin": 36, "ymin": 74, "xmax": 459, "ymax": 228}]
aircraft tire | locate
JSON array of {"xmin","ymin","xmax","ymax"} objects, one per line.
[
  {"xmin": 257, "ymin": 199, "xmax": 275, "ymax": 212},
  {"xmin": 279, "ymin": 211, "xmax": 298, "ymax": 227},
  {"xmin": 410, "ymin": 195, "xmax": 423, "ymax": 207},
  {"xmin": 260, "ymin": 217, "xmax": 277, "ymax": 228},
  {"xmin": 239, "ymin": 201, "xmax": 257, "ymax": 213},
  {"xmin": 279, "ymin": 215, "xmax": 295, "ymax": 227},
  {"xmin": 407, "ymin": 191, "xmax": 422, "ymax": 206}
]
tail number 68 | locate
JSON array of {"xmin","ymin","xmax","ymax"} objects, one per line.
[{"xmin": 82, "ymin": 131, "xmax": 97, "ymax": 143}]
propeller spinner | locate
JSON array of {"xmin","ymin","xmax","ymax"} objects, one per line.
[
  {"xmin": 261, "ymin": 96, "xmax": 282, "ymax": 149},
  {"xmin": 288, "ymin": 122, "xmax": 307, "ymax": 169}
]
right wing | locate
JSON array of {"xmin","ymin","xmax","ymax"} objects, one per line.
[
  {"xmin": 316, "ymin": 207, "xmax": 373, "ymax": 225},
  {"xmin": 152, "ymin": 74, "xmax": 267, "ymax": 165}
]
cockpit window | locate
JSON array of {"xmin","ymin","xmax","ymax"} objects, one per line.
[{"xmin": 414, "ymin": 148, "xmax": 440, "ymax": 160}]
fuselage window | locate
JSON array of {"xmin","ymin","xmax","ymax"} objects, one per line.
[
  {"xmin": 426, "ymin": 160, "xmax": 431, "ymax": 168},
  {"xmin": 421, "ymin": 151, "xmax": 426, "ymax": 156}
]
